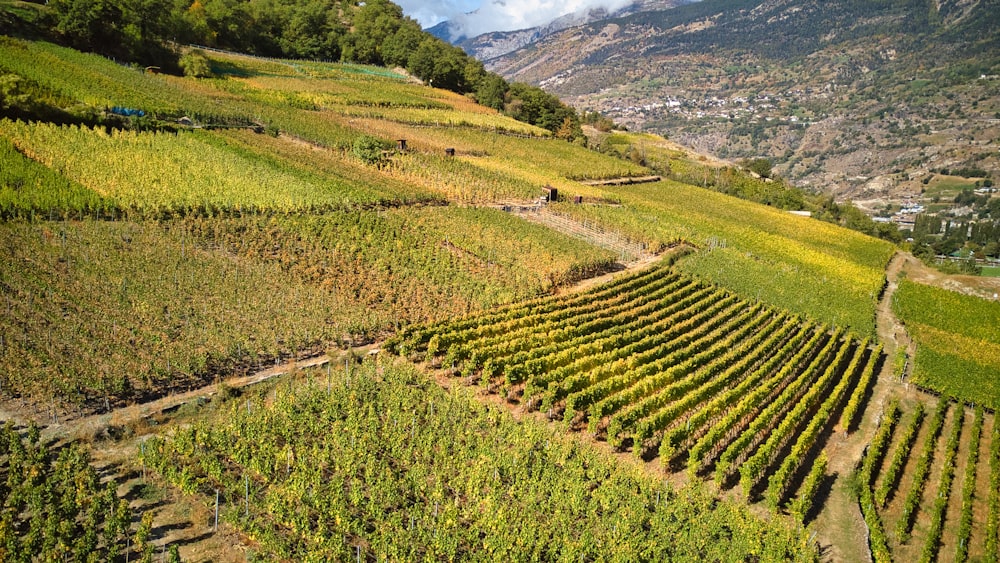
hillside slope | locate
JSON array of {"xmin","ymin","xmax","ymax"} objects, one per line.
[
  {"xmin": 2, "ymin": 36, "xmax": 998, "ymax": 563},
  {"xmin": 486, "ymin": 0, "xmax": 1000, "ymax": 201}
]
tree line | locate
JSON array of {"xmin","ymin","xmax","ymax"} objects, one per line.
[{"xmin": 2, "ymin": 0, "xmax": 584, "ymax": 140}]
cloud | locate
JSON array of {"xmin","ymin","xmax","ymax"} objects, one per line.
[
  {"xmin": 395, "ymin": 0, "xmax": 480, "ymax": 29},
  {"xmin": 398, "ymin": 0, "xmax": 635, "ymax": 38},
  {"xmin": 454, "ymin": 0, "xmax": 634, "ymax": 37}
]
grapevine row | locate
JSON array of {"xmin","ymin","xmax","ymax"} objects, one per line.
[
  {"xmin": 918, "ymin": 402, "xmax": 964, "ymax": 563},
  {"xmin": 764, "ymin": 341, "xmax": 872, "ymax": 509},
  {"xmin": 986, "ymin": 420, "xmax": 1000, "ymax": 563},
  {"xmin": 525, "ymin": 285, "xmax": 720, "ymax": 404},
  {"xmin": 662, "ymin": 321, "xmax": 811, "ymax": 464},
  {"xmin": 740, "ymin": 334, "xmax": 855, "ymax": 499},
  {"xmin": 896, "ymin": 398, "xmax": 950, "ymax": 543},
  {"xmin": 598, "ymin": 303, "xmax": 772, "ymax": 444},
  {"xmin": 789, "ymin": 450, "xmax": 828, "ymax": 523},
  {"xmin": 837, "ymin": 339, "xmax": 881, "ymax": 433},
  {"xmin": 713, "ymin": 328, "xmax": 842, "ymax": 485},
  {"xmin": 436, "ymin": 274, "xmax": 694, "ymax": 372},
  {"xmin": 875, "ymin": 402, "xmax": 926, "ymax": 508},
  {"xmin": 954, "ymin": 406, "xmax": 983, "ymax": 563},
  {"xmin": 556, "ymin": 295, "xmax": 746, "ymax": 423},
  {"xmin": 396, "ymin": 258, "xmax": 680, "ymax": 353},
  {"xmin": 629, "ymin": 315, "xmax": 797, "ymax": 456},
  {"xmin": 858, "ymin": 399, "xmax": 901, "ymax": 563},
  {"xmin": 496, "ymin": 281, "xmax": 716, "ymax": 387}
]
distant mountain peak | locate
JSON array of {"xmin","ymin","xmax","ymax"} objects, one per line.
[{"xmin": 429, "ymin": 1, "xmax": 694, "ymax": 61}]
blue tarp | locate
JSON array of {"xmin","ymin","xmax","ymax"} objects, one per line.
[{"xmin": 109, "ymin": 107, "xmax": 146, "ymax": 117}]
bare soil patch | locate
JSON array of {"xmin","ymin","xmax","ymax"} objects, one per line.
[{"xmin": 899, "ymin": 253, "xmax": 1000, "ymax": 301}]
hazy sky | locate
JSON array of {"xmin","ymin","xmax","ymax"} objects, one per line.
[{"xmin": 397, "ymin": 0, "xmax": 634, "ymax": 38}]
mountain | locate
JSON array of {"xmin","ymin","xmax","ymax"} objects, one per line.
[
  {"xmin": 485, "ymin": 0, "xmax": 1000, "ymax": 205},
  {"xmin": 428, "ymin": 1, "xmax": 692, "ymax": 61}
]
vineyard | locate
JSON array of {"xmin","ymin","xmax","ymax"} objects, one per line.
[
  {"xmin": 857, "ymin": 397, "xmax": 999, "ymax": 562},
  {"xmin": 548, "ymin": 180, "xmax": 896, "ymax": 336},
  {"xmin": 138, "ymin": 361, "xmax": 817, "ymax": 561},
  {"xmin": 893, "ymin": 280, "xmax": 1000, "ymax": 408},
  {"xmin": 0, "ymin": 421, "xmax": 157, "ymax": 562},
  {"xmin": 2, "ymin": 33, "xmax": 997, "ymax": 562},
  {"xmin": 0, "ymin": 209, "xmax": 613, "ymax": 412},
  {"xmin": 386, "ymin": 256, "xmax": 881, "ymax": 514}
]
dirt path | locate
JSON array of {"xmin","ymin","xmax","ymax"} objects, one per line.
[
  {"xmin": 512, "ymin": 206, "xmax": 658, "ymax": 264},
  {"xmin": 878, "ymin": 252, "xmax": 917, "ymax": 364},
  {"xmin": 810, "ymin": 252, "xmax": 912, "ymax": 562},
  {"xmin": 0, "ymin": 355, "xmax": 334, "ymax": 444}
]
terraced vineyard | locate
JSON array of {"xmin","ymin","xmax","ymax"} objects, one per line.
[
  {"xmin": 0, "ymin": 421, "xmax": 146, "ymax": 562},
  {"xmin": 893, "ymin": 280, "xmax": 1000, "ymax": 408},
  {"xmin": 138, "ymin": 361, "xmax": 817, "ymax": 562},
  {"xmin": 3, "ymin": 29, "xmax": 996, "ymax": 563},
  {"xmin": 387, "ymin": 253, "xmax": 881, "ymax": 513},
  {"xmin": 857, "ymin": 397, "xmax": 999, "ymax": 562}
]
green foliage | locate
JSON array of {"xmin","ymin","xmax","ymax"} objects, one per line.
[
  {"xmin": 48, "ymin": 0, "xmax": 178, "ymax": 66},
  {"xmin": 0, "ymin": 206, "xmax": 612, "ymax": 408},
  {"xmin": 0, "ymin": 121, "xmax": 397, "ymax": 214},
  {"xmin": 740, "ymin": 157, "xmax": 773, "ymax": 179},
  {"xmin": 790, "ymin": 451, "xmax": 828, "ymax": 523},
  {"xmin": 394, "ymin": 257, "xmax": 877, "ymax": 514},
  {"xmin": 893, "ymin": 280, "xmax": 1000, "ymax": 407},
  {"xmin": 179, "ymin": 49, "xmax": 213, "ymax": 78},
  {"xmin": 505, "ymin": 82, "xmax": 583, "ymax": 141},
  {"xmin": 896, "ymin": 398, "xmax": 949, "ymax": 543},
  {"xmin": 918, "ymin": 402, "xmax": 964, "ymax": 563},
  {"xmin": 954, "ymin": 406, "xmax": 983, "ymax": 563},
  {"xmin": 0, "ymin": 73, "xmax": 29, "ymax": 110},
  {"xmin": 987, "ymin": 421, "xmax": 1000, "ymax": 563},
  {"xmin": 341, "ymin": 0, "xmax": 406, "ymax": 66},
  {"xmin": 0, "ymin": 421, "xmax": 136, "ymax": 562},
  {"xmin": 874, "ymin": 403, "xmax": 924, "ymax": 508},
  {"xmin": 549, "ymin": 180, "xmax": 894, "ymax": 336},
  {"xmin": 141, "ymin": 361, "xmax": 817, "ymax": 561},
  {"xmin": 0, "ymin": 219, "xmax": 346, "ymax": 407},
  {"xmin": 9, "ymin": 0, "xmax": 579, "ymax": 135},
  {"xmin": 351, "ymin": 134, "xmax": 389, "ymax": 166},
  {"xmin": 0, "ymin": 135, "xmax": 116, "ymax": 219},
  {"xmin": 856, "ymin": 399, "xmax": 900, "ymax": 563}
]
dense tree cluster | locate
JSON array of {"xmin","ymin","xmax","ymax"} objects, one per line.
[
  {"xmin": 2, "ymin": 0, "xmax": 583, "ymax": 139},
  {"xmin": 812, "ymin": 196, "xmax": 902, "ymax": 244}
]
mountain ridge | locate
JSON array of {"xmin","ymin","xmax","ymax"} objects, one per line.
[
  {"xmin": 427, "ymin": 1, "xmax": 692, "ymax": 61},
  {"xmin": 480, "ymin": 0, "xmax": 1000, "ymax": 204}
]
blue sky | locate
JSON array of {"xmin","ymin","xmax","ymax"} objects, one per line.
[{"xmin": 397, "ymin": 0, "xmax": 634, "ymax": 38}]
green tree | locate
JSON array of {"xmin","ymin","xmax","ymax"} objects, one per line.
[
  {"xmin": 50, "ymin": 0, "xmax": 127, "ymax": 55},
  {"xmin": 179, "ymin": 49, "xmax": 213, "ymax": 78},
  {"xmin": 341, "ymin": 0, "xmax": 404, "ymax": 65},
  {"xmin": 740, "ymin": 158, "xmax": 773, "ymax": 179},
  {"xmin": 278, "ymin": 0, "xmax": 343, "ymax": 60},
  {"xmin": 381, "ymin": 19, "xmax": 423, "ymax": 68},
  {"xmin": 474, "ymin": 73, "xmax": 508, "ymax": 111},
  {"xmin": 407, "ymin": 38, "xmax": 466, "ymax": 91}
]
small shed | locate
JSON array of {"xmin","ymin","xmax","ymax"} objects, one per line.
[
  {"xmin": 445, "ymin": 148, "xmax": 455, "ymax": 157},
  {"xmin": 397, "ymin": 139, "xmax": 408, "ymax": 151},
  {"xmin": 543, "ymin": 185, "xmax": 558, "ymax": 203}
]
